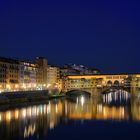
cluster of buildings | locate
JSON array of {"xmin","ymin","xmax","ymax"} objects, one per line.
[
  {"xmin": 1, "ymin": 56, "xmax": 140, "ymax": 94},
  {"xmin": 60, "ymin": 64, "xmax": 100, "ymax": 77},
  {"xmin": 0, "ymin": 57, "xmax": 48, "ymax": 92},
  {"xmin": 0, "ymin": 56, "xmax": 100, "ymax": 93}
]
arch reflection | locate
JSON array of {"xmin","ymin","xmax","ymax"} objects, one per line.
[{"xmin": 102, "ymin": 89, "xmax": 131, "ymax": 104}]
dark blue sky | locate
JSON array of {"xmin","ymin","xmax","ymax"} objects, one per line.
[{"xmin": 0, "ymin": 0, "xmax": 140, "ymax": 73}]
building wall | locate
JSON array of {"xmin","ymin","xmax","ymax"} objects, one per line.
[
  {"xmin": 36, "ymin": 67, "xmax": 44, "ymax": 89},
  {"xmin": 47, "ymin": 66, "xmax": 59, "ymax": 86},
  {"xmin": 57, "ymin": 79, "xmax": 63, "ymax": 92},
  {"xmin": 0, "ymin": 62, "xmax": 7, "ymax": 91},
  {"xmin": 7, "ymin": 63, "xmax": 19, "ymax": 90},
  {"xmin": 19, "ymin": 62, "xmax": 37, "ymax": 90},
  {"xmin": 36, "ymin": 57, "xmax": 48, "ymax": 88},
  {"xmin": 0, "ymin": 58, "xmax": 19, "ymax": 92},
  {"xmin": 0, "ymin": 57, "xmax": 49, "ymax": 92}
]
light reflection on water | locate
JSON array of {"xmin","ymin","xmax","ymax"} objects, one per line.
[
  {"xmin": 0, "ymin": 89, "xmax": 140, "ymax": 140},
  {"xmin": 103, "ymin": 89, "xmax": 131, "ymax": 104}
]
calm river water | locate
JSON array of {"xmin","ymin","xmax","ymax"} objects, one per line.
[{"xmin": 0, "ymin": 89, "xmax": 140, "ymax": 140}]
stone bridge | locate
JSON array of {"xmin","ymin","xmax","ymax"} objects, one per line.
[
  {"xmin": 65, "ymin": 74, "xmax": 129, "ymax": 87},
  {"xmin": 64, "ymin": 74, "xmax": 140, "ymax": 96}
]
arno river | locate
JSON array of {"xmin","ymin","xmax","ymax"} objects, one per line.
[{"xmin": 0, "ymin": 88, "xmax": 140, "ymax": 140}]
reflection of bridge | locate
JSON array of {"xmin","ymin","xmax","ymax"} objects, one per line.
[{"xmin": 64, "ymin": 74, "xmax": 140, "ymax": 96}]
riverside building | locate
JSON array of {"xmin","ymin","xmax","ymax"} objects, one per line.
[
  {"xmin": 0, "ymin": 57, "xmax": 48, "ymax": 93},
  {"xmin": 19, "ymin": 61, "xmax": 37, "ymax": 90},
  {"xmin": 0, "ymin": 57, "xmax": 19, "ymax": 92}
]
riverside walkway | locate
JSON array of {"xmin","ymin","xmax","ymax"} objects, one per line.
[{"xmin": 0, "ymin": 90, "xmax": 64, "ymax": 105}]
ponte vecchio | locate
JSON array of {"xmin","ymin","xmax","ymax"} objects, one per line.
[{"xmin": 64, "ymin": 74, "xmax": 140, "ymax": 95}]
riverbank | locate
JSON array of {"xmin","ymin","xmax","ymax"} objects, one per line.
[{"xmin": 0, "ymin": 90, "xmax": 65, "ymax": 105}]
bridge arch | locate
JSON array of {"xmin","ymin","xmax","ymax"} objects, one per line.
[
  {"xmin": 114, "ymin": 80, "xmax": 120, "ymax": 86},
  {"xmin": 66, "ymin": 90, "xmax": 91, "ymax": 97},
  {"xmin": 107, "ymin": 80, "xmax": 113, "ymax": 87}
]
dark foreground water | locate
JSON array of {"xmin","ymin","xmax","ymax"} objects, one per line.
[{"xmin": 0, "ymin": 89, "xmax": 140, "ymax": 140}]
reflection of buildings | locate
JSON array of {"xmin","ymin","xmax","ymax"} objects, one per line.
[
  {"xmin": 131, "ymin": 96, "xmax": 140, "ymax": 121},
  {"xmin": 95, "ymin": 105, "xmax": 128, "ymax": 120},
  {"xmin": 64, "ymin": 91, "xmax": 132, "ymax": 121},
  {"xmin": 0, "ymin": 96, "xmax": 140, "ymax": 139},
  {"xmin": 0, "ymin": 101, "xmax": 63, "ymax": 140},
  {"xmin": 64, "ymin": 99, "xmax": 129, "ymax": 121},
  {"xmin": 64, "ymin": 99, "xmax": 94, "ymax": 120}
]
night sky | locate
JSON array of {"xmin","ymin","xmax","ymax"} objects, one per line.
[{"xmin": 0, "ymin": 0, "xmax": 140, "ymax": 73}]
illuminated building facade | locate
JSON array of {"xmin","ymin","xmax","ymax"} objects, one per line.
[
  {"xmin": 64, "ymin": 77, "xmax": 97, "ymax": 92},
  {"xmin": 0, "ymin": 57, "xmax": 49, "ymax": 92},
  {"xmin": 36, "ymin": 66, "xmax": 44, "ymax": 90},
  {"xmin": 57, "ymin": 79, "xmax": 63, "ymax": 92},
  {"xmin": 47, "ymin": 66, "xmax": 60, "ymax": 87},
  {"xmin": 36, "ymin": 57, "xmax": 48, "ymax": 89},
  {"xmin": 2, "ymin": 56, "xmax": 140, "ymax": 93},
  {"xmin": 0, "ymin": 57, "xmax": 19, "ymax": 92},
  {"xmin": 19, "ymin": 61, "xmax": 37, "ymax": 90}
]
